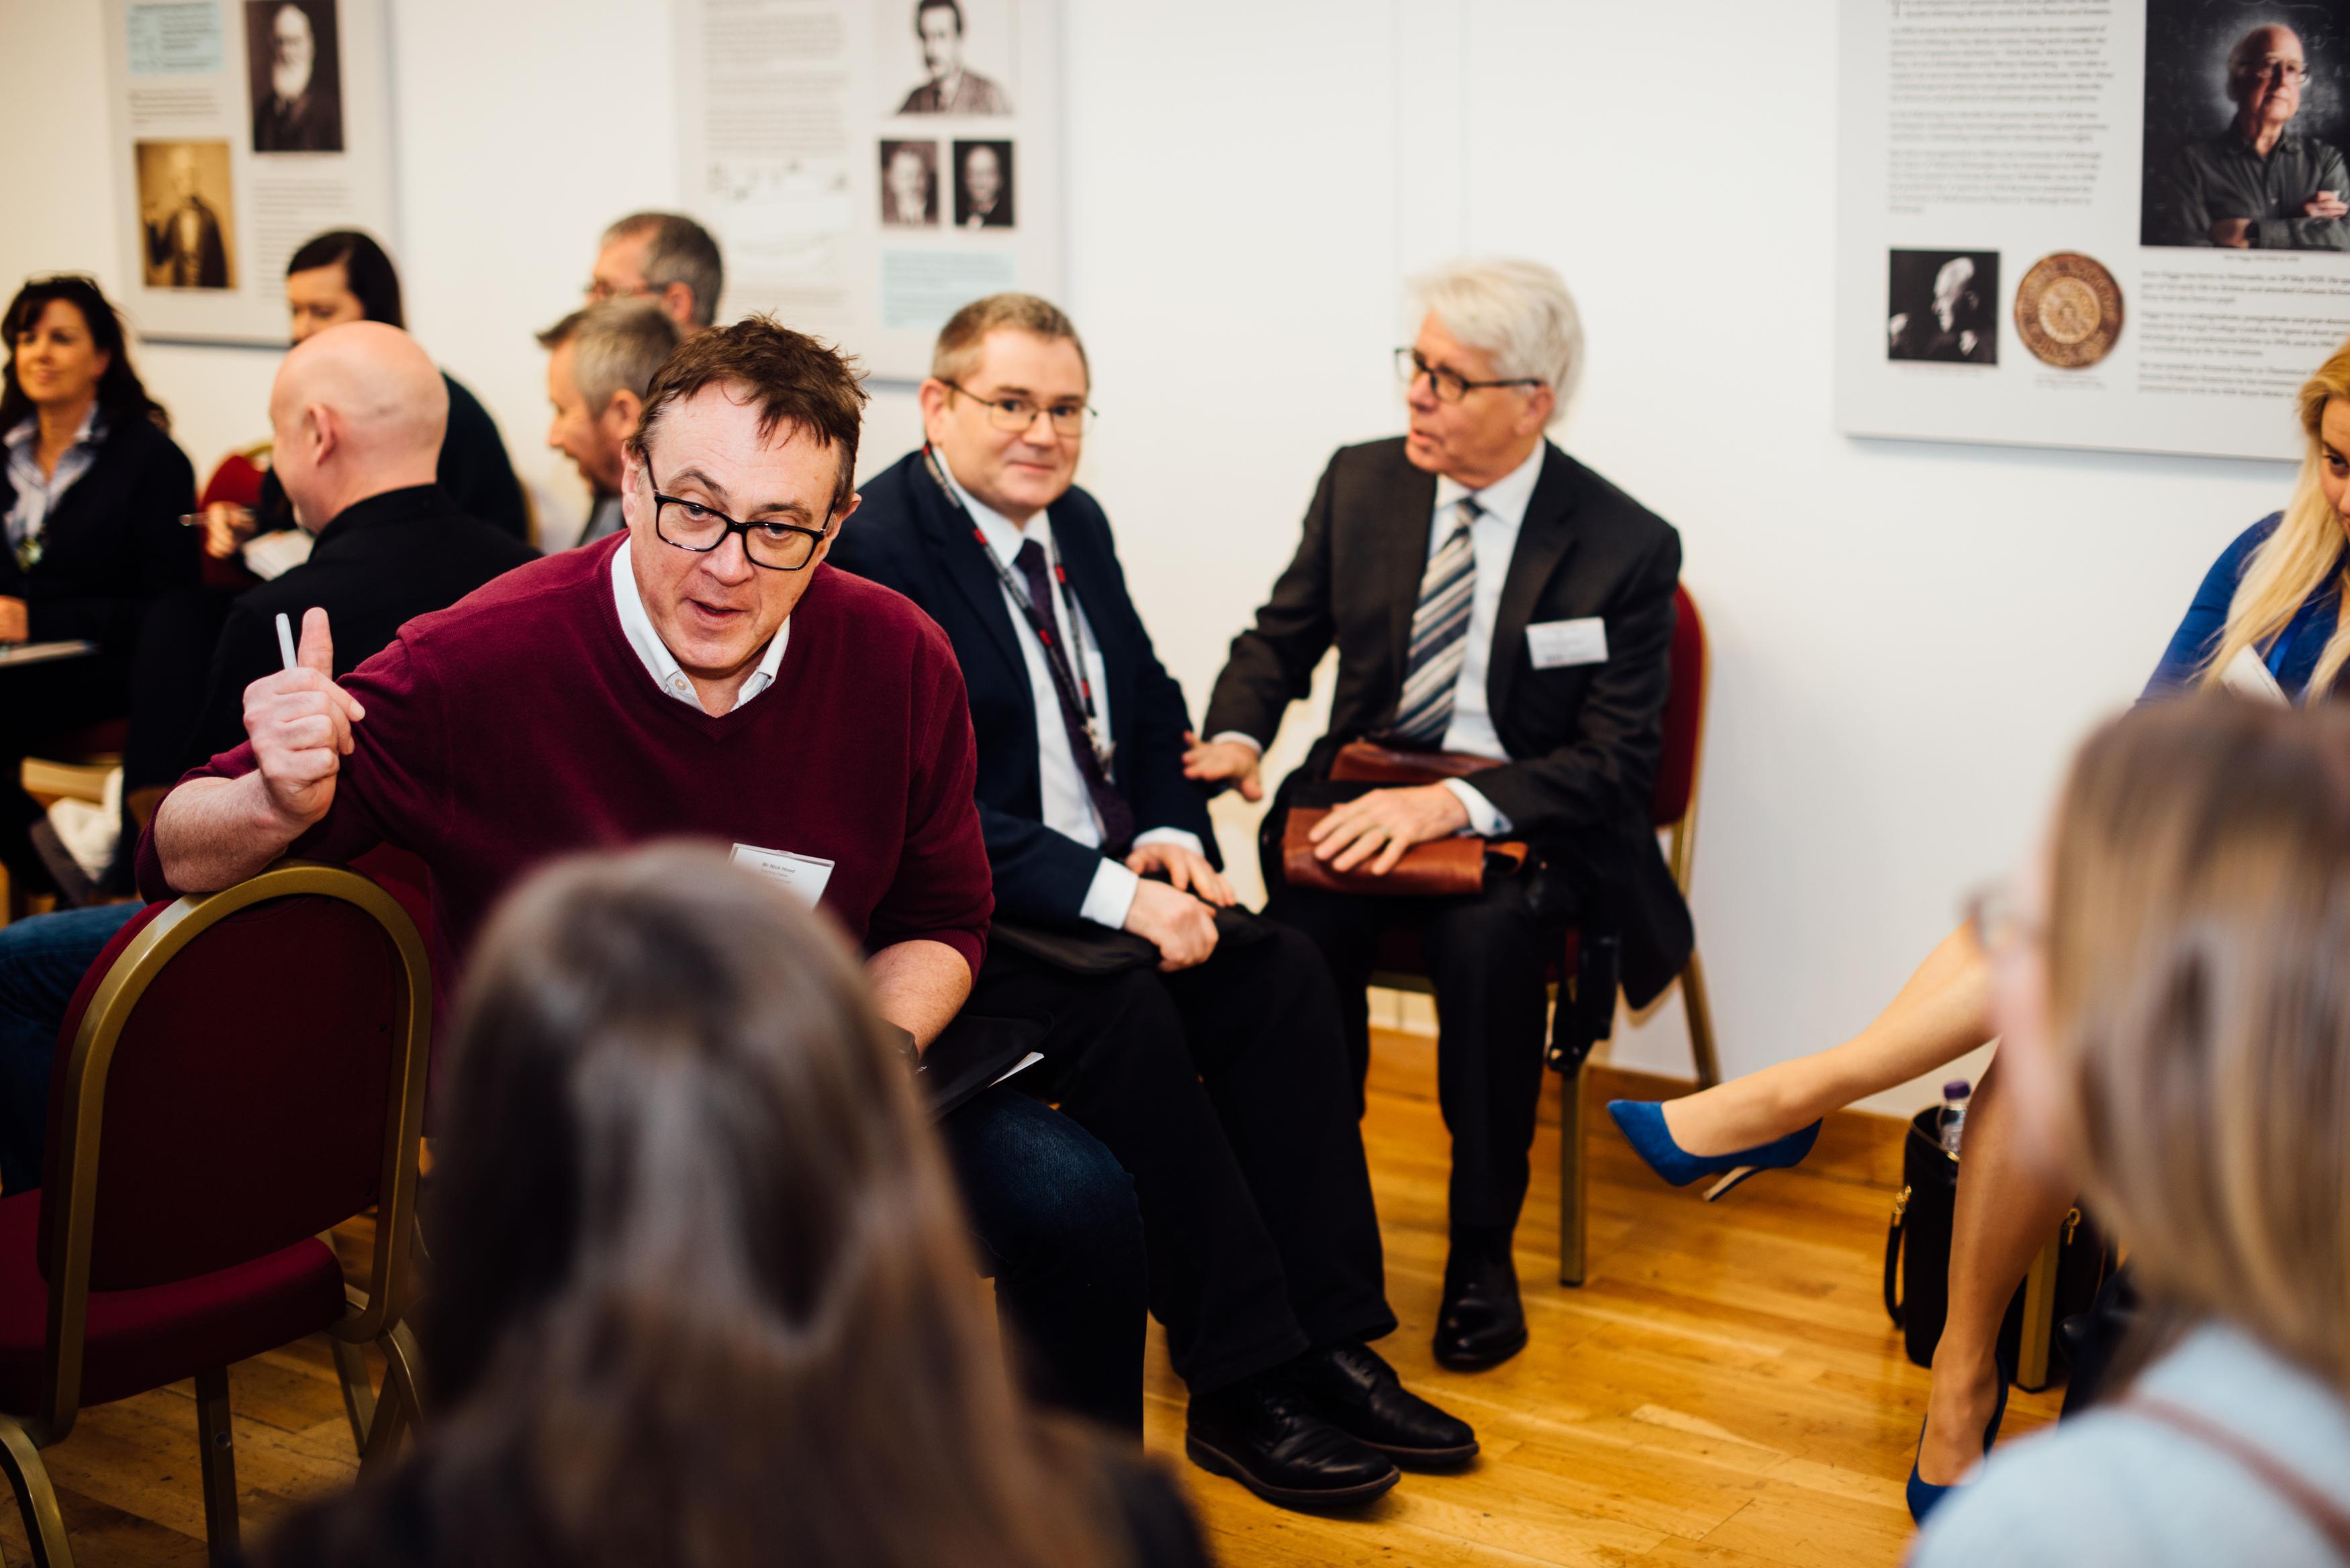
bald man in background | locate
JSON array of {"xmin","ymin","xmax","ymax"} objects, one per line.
[{"xmin": 0, "ymin": 321, "xmax": 533, "ymax": 1193}]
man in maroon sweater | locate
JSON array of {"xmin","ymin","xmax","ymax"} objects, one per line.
[{"xmin": 138, "ymin": 318, "xmax": 1150, "ymax": 1431}]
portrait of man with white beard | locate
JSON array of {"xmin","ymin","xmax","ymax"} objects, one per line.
[{"xmin": 247, "ymin": 0, "xmax": 344, "ymax": 154}]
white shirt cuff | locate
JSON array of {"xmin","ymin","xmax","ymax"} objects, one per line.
[
  {"xmin": 1209, "ymin": 731, "xmax": 1264, "ymax": 754},
  {"xmin": 1444, "ymin": 777, "xmax": 1511, "ymax": 836},
  {"xmin": 1081, "ymin": 858, "xmax": 1143, "ymax": 930}
]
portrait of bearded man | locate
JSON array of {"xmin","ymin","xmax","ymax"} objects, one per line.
[{"xmin": 248, "ymin": 0, "xmax": 345, "ymax": 154}]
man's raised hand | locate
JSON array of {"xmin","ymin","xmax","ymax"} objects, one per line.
[{"xmin": 242, "ymin": 606, "xmax": 365, "ymax": 832}]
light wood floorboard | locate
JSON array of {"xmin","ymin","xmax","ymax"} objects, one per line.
[{"xmin": 2, "ymin": 1029, "xmax": 2040, "ymax": 1566}]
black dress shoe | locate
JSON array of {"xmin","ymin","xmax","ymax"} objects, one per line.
[
  {"xmin": 1288, "ymin": 1341, "xmax": 1478, "ymax": 1468},
  {"xmin": 1434, "ymin": 1243, "xmax": 1527, "ymax": 1371},
  {"xmin": 1186, "ymin": 1378, "xmax": 1401, "ymax": 1510}
]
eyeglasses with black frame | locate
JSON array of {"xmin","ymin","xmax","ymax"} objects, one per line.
[
  {"xmin": 647, "ymin": 471, "xmax": 833, "ymax": 571},
  {"xmin": 1394, "ymin": 347, "xmax": 1544, "ymax": 404},
  {"xmin": 587, "ymin": 278, "xmax": 663, "ymax": 304},
  {"xmin": 939, "ymin": 379, "xmax": 1096, "ymax": 437}
]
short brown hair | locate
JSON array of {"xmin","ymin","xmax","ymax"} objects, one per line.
[
  {"xmin": 931, "ymin": 293, "xmax": 1088, "ymax": 389},
  {"xmin": 2049, "ymin": 695, "xmax": 2350, "ymax": 1398},
  {"xmin": 629, "ymin": 315, "xmax": 867, "ymax": 517}
]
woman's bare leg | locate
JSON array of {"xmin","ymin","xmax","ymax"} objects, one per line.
[
  {"xmin": 1915, "ymin": 1057, "xmax": 2076, "ymax": 1485},
  {"xmin": 1660, "ymin": 922, "xmax": 1991, "ymax": 1157}
]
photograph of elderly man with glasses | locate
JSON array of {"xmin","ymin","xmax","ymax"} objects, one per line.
[
  {"xmin": 1186, "ymin": 258, "xmax": 1691, "ymax": 1378},
  {"xmin": 2149, "ymin": 13, "xmax": 2350, "ymax": 250}
]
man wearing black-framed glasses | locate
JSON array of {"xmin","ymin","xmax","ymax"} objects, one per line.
[
  {"xmin": 140, "ymin": 316, "xmax": 1155, "ymax": 1438},
  {"xmin": 833, "ymin": 293, "xmax": 1476, "ymax": 1514}
]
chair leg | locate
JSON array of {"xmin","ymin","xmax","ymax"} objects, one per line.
[
  {"xmin": 1558, "ymin": 1061, "xmax": 1587, "ymax": 1287},
  {"xmin": 1681, "ymin": 946, "xmax": 1722, "ymax": 1089},
  {"xmin": 361, "ymin": 1321, "xmax": 425, "ymax": 1475},
  {"xmin": 0, "ymin": 1415, "xmax": 73, "ymax": 1568},
  {"xmin": 193, "ymin": 1367, "xmax": 238, "ymax": 1567},
  {"xmin": 328, "ymin": 1336, "xmax": 378, "ymax": 1456}
]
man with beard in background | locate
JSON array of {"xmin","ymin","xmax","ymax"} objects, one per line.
[{"xmin": 251, "ymin": 1, "xmax": 343, "ymax": 154}]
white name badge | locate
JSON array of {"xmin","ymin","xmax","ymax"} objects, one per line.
[
  {"xmin": 1526, "ymin": 617, "xmax": 1609, "ymax": 669},
  {"xmin": 729, "ymin": 843, "xmax": 836, "ymax": 908}
]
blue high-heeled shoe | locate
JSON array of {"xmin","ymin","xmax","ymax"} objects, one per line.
[
  {"xmin": 1604, "ymin": 1099, "xmax": 1822, "ymax": 1201},
  {"xmin": 1906, "ymin": 1370, "xmax": 2010, "ymax": 1524}
]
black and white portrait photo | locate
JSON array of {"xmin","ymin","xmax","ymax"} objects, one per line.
[
  {"xmin": 136, "ymin": 140, "xmax": 237, "ymax": 291},
  {"xmin": 246, "ymin": 0, "xmax": 344, "ymax": 154},
  {"xmin": 953, "ymin": 140, "xmax": 1014, "ymax": 228},
  {"xmin": 886, "ymin": 0, "xmax": 1015, "ymax": 116},
  {"xmin": 1886, "ymin": 250, "xmax": 1998, "ymax": 364},
  {"xmin": 2143, "ymin": 1, "xmax": 2350, "ymax": 250},
  {"xmin": 880, "ymin": 139, "xmax": 940, "ymax": 228}
]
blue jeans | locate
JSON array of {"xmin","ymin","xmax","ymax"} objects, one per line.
[
  {"xmin": 0, "ymin": 903, "xmax": 139, "ymax": 1195},
  {"xmin": 938, "ymin": 1083, "xmax": 1147, "ymax": 1435}
]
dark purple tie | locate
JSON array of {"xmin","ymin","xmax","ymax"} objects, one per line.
[{"xmin": 1015, "ymin": 538, "xmax": 1134, "ymax": 854}]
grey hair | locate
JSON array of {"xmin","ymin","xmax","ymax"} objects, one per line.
[
  {"xmin": 1408, "ymin": 257, "xmax": 1583, "ymax": 424},
  {"xmin": 2226, "ymin": 23, "xmax": 2303, "ymax": 97},
  {"xmin": 538, "ymin": 299, "xmax": 685, "ymax": 418},
  {"xmin": 601, "ymin": 211, "xmax": 726, "ymax": 328}
]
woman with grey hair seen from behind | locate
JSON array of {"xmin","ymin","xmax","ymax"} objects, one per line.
[
  {"xmin": 250, "ymin": 843, "xmax": 1213, "ymax": 1568},
  {"xmin": 1912, "ymin": 696, "xmax": 2350, "ymax": 1565}
]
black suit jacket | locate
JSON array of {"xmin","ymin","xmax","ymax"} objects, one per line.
[
  {"xmin": 183, "ymin": 485, "xmax": 536, "ymax": 767},
  {"xmin": 1201, "ymin": 436, "xmax": 1692, "ymax": 1002},
  {"xmin": 830, "ymin": 450, "xmax": 1217, "ymax": 926},
  {"xmin": 0, "ymin": 413, "xmax": 197, "ymax": 654}
]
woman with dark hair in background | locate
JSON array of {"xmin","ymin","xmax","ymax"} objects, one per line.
[
  {"xmin": 254, "ymin": 843, "xmax": 1213, "ymax": 1568},
  {"xmin": 0, "ymin": 274, "xmax": 196, "ymax": 892},
  {"xmin": 196, "ymin": 229, "xmax": 528, "ymax": 552}
]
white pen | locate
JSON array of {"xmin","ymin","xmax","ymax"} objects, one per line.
[{"xmin": 276, "ymin": 611, "xmax": 299, "ymax": 671}]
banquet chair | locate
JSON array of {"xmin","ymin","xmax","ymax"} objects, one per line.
[
  {"xmin": 0, "ymin": 861, "xmax": 430, "ymax": 1567},
  {"xmin": 1370, "ymin": 583, "xmax": 1720, "ymax": 1286}
]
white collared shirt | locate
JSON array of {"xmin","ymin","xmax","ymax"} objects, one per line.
[
  {"xmin": 4, "ymin": 405, "xmax": 104, "ymax": 556},
  {"xmin": 609, "ymin": 536, "xmax": 790, "ymax": 714},
  {"xmin": 939, "ymin": 461, "xmax": 1203, "ymax": 930},
  {"xmin": 1426, "ymin": 441, "xmax": 1545, "ymax": 834}
]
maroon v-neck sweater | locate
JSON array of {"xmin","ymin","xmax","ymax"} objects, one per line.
[{"xmin": 137, "ymin": 536, "xmax": 992, "ymax": 1004}]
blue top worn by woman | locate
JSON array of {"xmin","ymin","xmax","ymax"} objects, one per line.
[{"xmin": 2143, "ymin": 514, "xmax": 2342, "ymax": 703}]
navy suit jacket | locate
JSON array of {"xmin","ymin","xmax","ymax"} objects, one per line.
[{"xmin": 830, "ymin": 450, "xmax": 1218, "ymax": 926}]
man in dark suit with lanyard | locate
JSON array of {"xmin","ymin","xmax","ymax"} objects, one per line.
[
  {"xmin": 832, "ymin": 293, "xmax": 1475, "ymax": 1514},
  {"xmin": 1187, "ymin": 258, "xmax": 1691, "ymax": 1373}
]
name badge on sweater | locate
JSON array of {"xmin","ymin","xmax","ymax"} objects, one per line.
[
  {"xmin": 1527, "ymin": 617, "xmax": 1608, "ymax": 669},
  {"xmin": 730, "ymin": 843, "xmax": 835, "ymax": 907}
]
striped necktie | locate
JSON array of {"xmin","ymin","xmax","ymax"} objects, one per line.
[{"xmin": 1389, "ymin": 495, "xmax": 1483, "ymax": 746}]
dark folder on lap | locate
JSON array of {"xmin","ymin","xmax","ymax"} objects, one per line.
[{"xmin": 918, "ymin": 1011, "xmax": 1051, "ymax": 1119}]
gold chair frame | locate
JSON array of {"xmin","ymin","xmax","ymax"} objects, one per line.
[
  {"xmin": 1373, "ymin": 601, "xmax": 1720, "ymax": 1287},
  {"xmin": 0, "ymin": 861, "xmax": 431, "ymax": 1568}
]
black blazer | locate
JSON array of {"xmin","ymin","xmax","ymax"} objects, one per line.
[
  {"xmin": 183, "ymin": 485, "xmax": 537, "ymax": 767},
  {"xmin": 0, "ymin": 413, "xmax": 197, "ymax": 654},
  {"xmin": 830, "ymin": 450, "xmax": 1217, "ymax": 926},
  {"xmin": 1201, "ymin": 436, "xmax": 1692, "ymax": 1002}
]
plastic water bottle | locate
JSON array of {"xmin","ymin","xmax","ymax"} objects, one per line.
[{"xmin": 1939, "ymin": 1079, "xmax": 1972, "ymax": 1155}]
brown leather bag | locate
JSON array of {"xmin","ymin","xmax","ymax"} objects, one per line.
[{"xmin": 1279, "ymin": 740, "xmax": 1530, "ymax": 897}]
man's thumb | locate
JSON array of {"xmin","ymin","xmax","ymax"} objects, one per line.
[{"xmin": 297, "ymin": 606, "xmax": 334, "ymax": 676}]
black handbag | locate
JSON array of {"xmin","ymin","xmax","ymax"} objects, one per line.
[{"xmin": 1883, "ymin": 1106, "xmax": 2116, "ymax": 1390}]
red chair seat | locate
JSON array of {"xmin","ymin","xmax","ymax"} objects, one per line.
[{"xmin": 0, "ymin": 1192, "xmax": 344, "ymax": 1414}]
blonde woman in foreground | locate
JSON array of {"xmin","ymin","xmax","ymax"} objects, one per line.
[
  {"xmin": 1914, "ymin": 697, "xmax": 2350, "ymax": 1563},
  {"xmin": 1610, "ymin": 334, "xmax": 2350, "ymax": 1520}
]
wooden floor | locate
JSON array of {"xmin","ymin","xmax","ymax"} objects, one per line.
[{"xmin": 3, "ymin": 1030, "xmax": 2057, "ymax": 1567}]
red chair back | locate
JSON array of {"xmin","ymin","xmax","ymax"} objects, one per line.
[
  {"xmin": 197, "ymin": 450, "xmax": 267, "ymax": 511},
  {"xmin": 36, "ymin": 867, "xmax": 429, "ymax": 1293},
  {"xmin": 1649, "ymin": 585, "xmax": 1707, "ymax": 831}
]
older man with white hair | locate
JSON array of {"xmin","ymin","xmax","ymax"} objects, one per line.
[
  {"xmin": 2159, "ymin": 22, "xmax": 2350, "ymax": 250},
  {"xmin": 1188, "ymin": 258, "xmax": 1689, "ymax": 1371}
]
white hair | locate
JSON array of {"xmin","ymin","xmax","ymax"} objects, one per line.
[{"xmin": 1408, "ymin": 256, "xmax": 1584, "ymax": 425}]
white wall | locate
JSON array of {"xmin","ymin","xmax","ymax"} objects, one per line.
[{"xmin": 5, "ymin": 1, "xmax": 2298, "ymax": 1112}]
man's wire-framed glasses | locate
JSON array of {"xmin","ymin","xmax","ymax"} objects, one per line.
[
  {"xmin": 648, "ymin": 471, "xmax": 833, "ymax": 571},
  {"xmin": 939, "ymin": 379, "xmax": 1095, "ymax": 436},
  {"xmin": 1395, "ymin": 347, "xmax": 1544, "ymax": 403}
]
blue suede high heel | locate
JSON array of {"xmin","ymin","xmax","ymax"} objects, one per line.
[
  {"xmin": 1906, "ymin": 1369, "xmax": 2010, "ymax": 1524},
  {"xmin": 1605, "ymin": 1099, "xmax": 1822, "ymax": 1201}
]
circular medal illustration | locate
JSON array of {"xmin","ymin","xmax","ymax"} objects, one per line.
[{"xmin": 2014, "ymin": 252, "xmax": 2124, "ymax": 369}]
